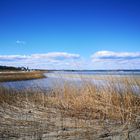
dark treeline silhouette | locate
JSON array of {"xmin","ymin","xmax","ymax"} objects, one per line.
[{"xmin": 0, "ymin": 66, "xmax": 28, "ymax": 71}]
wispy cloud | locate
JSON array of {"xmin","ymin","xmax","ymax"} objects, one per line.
[{"xmin": 16, "ymin": 40, "xmax": 26, "ymax": 45}]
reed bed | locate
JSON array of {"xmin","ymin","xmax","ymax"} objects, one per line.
[
  {"xmin": 0, "ymin": 76, "xmax": 140, "ymax": 139},
  {"xmin": 0, "ymin": 71, "xmax": 45, "ymax": 82},
  {"xmin": 48, "ymin": 78, "xmax": 140, "ymax": 124}
]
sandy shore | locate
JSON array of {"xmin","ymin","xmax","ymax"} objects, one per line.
[{"xmin": 0, "ymin": 101, "xmax": 140, "ymax": 140}]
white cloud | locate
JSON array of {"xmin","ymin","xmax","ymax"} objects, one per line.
[
  {"xmin": 1, "ymin": 51, "xmax": 140, "ymax": 69},
  {"xmin": 0, "ymin": 52, "xmax": 81, "ymax": 69},
  {"xmin": 0, "ymin": 55, "xmax": 29, "ymax": 61},
  {"xmin": 0, "ymin": 52, "xmax": 80, "ymax": 61},
  {"xmin": 16, "ymin": 40, "xmax": 26, "ymax": 45},
  {"xmin": 91, "ymin": 51, "xmax": 140, "ymax": 69},
  {"xmin": 92, "ymin": 51, "xmax": 140, "ymax": 60},
  {"xmin": 31, "ymin": 52, "xmax": 80, "ymax": 60}
]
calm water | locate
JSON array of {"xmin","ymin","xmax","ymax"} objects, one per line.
[{"xmin": 1, "ymin": 70, "xmax": 140, "ymax": 92}]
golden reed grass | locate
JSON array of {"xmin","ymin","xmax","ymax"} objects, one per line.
[
  {"xmin": 0, "ymin": 71, "xmax": 45, "ymax": 82},
  {"xmin": 47, "ymin": 76, "xmax": 140, "ymax": 124},
  {"xmin": 0, "ymin": 76, "xmax": 140, "ymax": 125}
]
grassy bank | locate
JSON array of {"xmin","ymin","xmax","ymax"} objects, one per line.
[
  {"xmin": 0, "ymin": 71, "xmax": 45, "ymax": 82},
  {"xmin": 0, "ymin": 76, "xmax": 140, "ymax": 139}
]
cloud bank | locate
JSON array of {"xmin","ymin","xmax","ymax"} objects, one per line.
[
  {"xmin": 92, "ymin": 51, "xmax": 140, "ymax": 60},
  {"xmin": 0, "ymin": 52, "xmax": 81, "ymax": 69},
  {"xmin": 91, "ymin": 51, "xmax": 140, "ymax": 69},
  {"xmin": 0, "ymin": 52, "xmax": 80, "ymax": 61},
  {"xmin": 31, "ymin": 52, "xmax": 80, "ymax": 60},
  {"xmin": 0, "ymin": 51, "xmax": 140, "ymax": 69}
]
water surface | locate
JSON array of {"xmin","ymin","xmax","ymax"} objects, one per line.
[{"xmin": 1, "ymin": 70, "xmax": 140, "ymax": 92}]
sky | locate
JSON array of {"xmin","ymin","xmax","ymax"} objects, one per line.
[{"xmin": 0, "ymin": 0, "xmax": 140, "ymax": 69}]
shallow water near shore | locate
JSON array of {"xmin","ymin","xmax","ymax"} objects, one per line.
[{"xmin": 1, "ymin": 71, "xmax": 140, "ymax": 93}]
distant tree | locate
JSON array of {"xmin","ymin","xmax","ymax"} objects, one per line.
[{"xmin": 0, "ymin": 65, "xmax": 29, "ymax": 71}]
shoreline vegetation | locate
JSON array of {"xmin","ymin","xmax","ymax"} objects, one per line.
[
  {"xmin": 0, "ymin": 71, "xmax": 46, "ymax": 82},
  {"xmin": 0, "ymin": 75, "xmax": 140, "ymax": 139}
]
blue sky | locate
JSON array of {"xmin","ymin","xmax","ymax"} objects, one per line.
[{"xmin": 0, "ymin": 0, "xmax": 140, "ymax": 69}]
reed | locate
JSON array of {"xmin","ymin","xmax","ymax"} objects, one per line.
[
  {"xmin": 1, "ymin": 76, "xmax": 140, "ymax": 124},
  {"xmin": 0, "ymin": 76, "xmax": 140, "ymax": 139},
  {"xmin": 0, "ymin": 71, "xmax": 45, "ymax": 82},
  {"xmin": 46, "ymin": 76, "xmax": 140, "ymax": 124}
]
